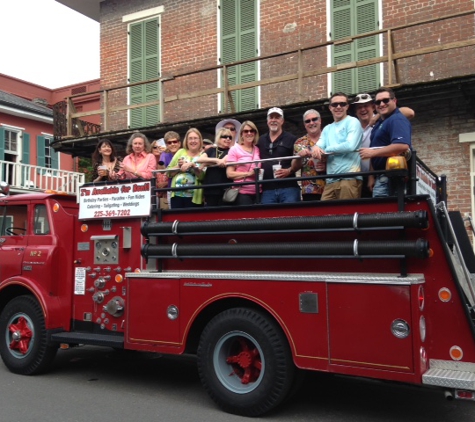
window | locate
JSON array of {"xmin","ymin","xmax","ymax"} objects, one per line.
[
  {"xmin": 220, "ymin": 0, "xmax": 258, "ymax": 112},
  {"xmin": 129, "ymin": 17, "xmax": 161, "ymax": 128},
  {"xmin": 331, "ymin": 0, "xmax": 380, "ymax": 94},
  {"xmin": 37, "ymin": 135, "xmax": 59, "ymax": 172},
  {"xmin": 4, "ymin": 130, "xmax": 18, "ymax": 153},
  {"xmin": 0, "ymin": 205, "xmax": 27, "ymax": 236},
  {"xmin": 34, "ymin": 205, "xmax": 50, "ymax": 235}
]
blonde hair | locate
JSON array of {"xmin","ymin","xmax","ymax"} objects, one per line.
[
  {"xmin": 239, "ymin": 121, "xmax": 259, "ymax": 146},
  {"xmin": 183, "ymin": 128, "xmax": 203, "ymax": 150}
]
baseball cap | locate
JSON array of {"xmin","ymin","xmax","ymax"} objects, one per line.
[
  {"xmin": 267, "ymin": 107, "xmax": 284, "ymax": 117},
  {"xmin": 353, "ymin": 93, "xmax": 373, "ymax": 104},
  {"xmin": 215, "ymin": 118, "xmax": 241, "ymax": 134}
]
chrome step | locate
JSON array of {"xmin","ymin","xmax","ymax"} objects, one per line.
[{"xmin": 423, "ymin": 367, "xmax": 475, "ymax": 390}]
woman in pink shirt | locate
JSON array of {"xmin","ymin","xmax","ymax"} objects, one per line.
[
  {"xmin": 114, "ymin": 132, "xmax": 156, "ymax": 180},
  {"xmin": 226, "ymin": 121, "xmax": 261, "ymax": 205}
]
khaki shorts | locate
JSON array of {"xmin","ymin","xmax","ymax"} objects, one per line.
[{"xmin": 321, "ymin": 179, "xmax": 362, "ymax": 201}]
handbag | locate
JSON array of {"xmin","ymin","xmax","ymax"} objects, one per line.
[{"xmin": 223, "ymin": 187, "xmax": 239, "ymax": 202}]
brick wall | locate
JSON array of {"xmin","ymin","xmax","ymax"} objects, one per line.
[
  {"xmin": 383, "ymin": 0, "xmax": 475, "ymax": 84},
  {"xmin": 99, "ymin": 0, "xmax": 474, "ymax": 126}
]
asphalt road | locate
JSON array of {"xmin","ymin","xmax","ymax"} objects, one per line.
[{"xmin": 0, "ymin": 346, "xmax": 474, "ymax": 422}]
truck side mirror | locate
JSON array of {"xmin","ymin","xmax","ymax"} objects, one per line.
[{"xmin": 0, "ymin": 182, "xmax": 10, "ymax": 196}]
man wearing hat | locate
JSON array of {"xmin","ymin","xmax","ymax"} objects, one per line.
[
  {"xmin": 215, "ymin": 118, "xmax": 241, "ymax": 145},
  {"xmin": 356, "ymin": 89, "xmax": 414, "ymax": 197},
  {"xmin": 257, "ymin": 107, "xmax": 300, "ymax": 204}
]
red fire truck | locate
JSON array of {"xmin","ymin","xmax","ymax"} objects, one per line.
[{"xmin": 0, "ymin": 155, "xmax": 475, "ymax": 417}]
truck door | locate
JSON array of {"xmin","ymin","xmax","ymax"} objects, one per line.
[{"xmin": 0, "ymin": 204, "xmax": 28, "ymax": 280}]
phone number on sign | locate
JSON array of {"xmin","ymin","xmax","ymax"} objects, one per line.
[{"xmin": 94, "ymin": 209, "xmax": 131, "ymax": 218}]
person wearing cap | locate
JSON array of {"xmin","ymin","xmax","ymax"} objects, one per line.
[
  {"xmin": 312, "ymin": 92, "xmax": 363, "ymax": 200},
  {"xmin": 353, "ymin": 92, "xmax": 414, "ymax": 197},
  {"xmin": 257, "ymin": 107, "xmax": 300, "ymax": 204},
  {"xmin": 215, "ymin": 118, "xmax": 241, "ymax": 145},
  {"xmin": 358, "ymin": 87, "xmax": 412, "ymax": 197}
]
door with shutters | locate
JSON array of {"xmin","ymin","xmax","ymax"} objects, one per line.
[
  {"xmin": 220, "ymin": 0, "xmax": 258, "ymax": 113},
  {"xmin": 129, "ymin": 18, "xmax": 160, "ymax": 129},
  {"xmin": 0, "ymin": 128, "xmax": 28, "ymax": 188},
  {"xmin": 331, "ymin": 0, "xmax": 380, "ymax": 95}
]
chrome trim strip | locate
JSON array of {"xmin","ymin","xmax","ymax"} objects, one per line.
[{"xmin": 126, "ymin": 270, "xmax": 425, "ymax": 285}]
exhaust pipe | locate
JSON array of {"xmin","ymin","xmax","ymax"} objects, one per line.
[{"xmin": 444, "ymin": 390, "xmax": 454, "ymax": 401}]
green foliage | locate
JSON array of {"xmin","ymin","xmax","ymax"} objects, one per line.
[{"xmin": 78, "ymin": 157, "xmax": 94, "ymax": 182}]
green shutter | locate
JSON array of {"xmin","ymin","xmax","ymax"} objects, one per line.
[
  {"xmin": 221, "ymin": 0, "xmax": 257, "ymax": 112},
  {"xmin": 37, "ymin": 135, "xmax": 45, "ymax": 174},
  {"xmin": 331, "ymin": 0, "xmax": 379, "ymax": 94},
  {"xmin": 0, "ymin": 128, "xmax": 5, "ymax": 160},
  {"xmin": 21, "ymin": 133, "xmax": 30, "ymax": 185},
  {"xmin": 22, "ymin": 133, "xmax": 30, "ymax": 164},
  {"xmin": 129, "ymin": 18, "xmax": 160, "ymax": 128},
  {"xmin": 51, "ymin": 144, "xmax": 59, "ymax": 170},
  {"xmin": 355, "ymin": 0, "xmax": 379, "ymax": 92}
]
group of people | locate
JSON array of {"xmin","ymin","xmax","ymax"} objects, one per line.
[{"xmin": 91, "ymin": 85, "xmax": 413, "ymax": 208}]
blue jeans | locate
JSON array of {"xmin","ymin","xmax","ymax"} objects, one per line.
[
  {"xmin": 373, "ymin": 175, "xmax": 390, "ymax": 197},
  {"xmin": 261, "ymin": 187, "xmax": 301, "ymax": 204}
]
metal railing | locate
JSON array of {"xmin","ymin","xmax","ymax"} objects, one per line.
[{"xmin": 0, "ymin": 160, "xmax": 85, "ymax": 195}]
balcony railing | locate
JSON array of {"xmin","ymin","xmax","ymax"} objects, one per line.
[
  {"xmin": 54, "ymin": 9, "xmax": 475, "ymax": 141},
  {"xmin": 0, "ymin": 160, "xmax": 85, "ymax": 196}
]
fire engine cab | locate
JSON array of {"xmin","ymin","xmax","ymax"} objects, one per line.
[{"xmin": 0, "ymin": 153, "xmax": 475, "ymax": 417}]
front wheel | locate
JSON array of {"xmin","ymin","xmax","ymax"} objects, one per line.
[
  {"xmin": 197, "ymin": 308, "xmax": 296, "ymax": 417},
  {"xmin": 0, "ymin": 296, "xmax": 57, "ymax": 375}
]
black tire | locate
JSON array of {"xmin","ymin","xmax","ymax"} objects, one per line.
[
  {"xmin": 0, "ymin": 296, "xmax": 57, "ymax": 375},
  {"xmin": 197, "ymin": 308, "xmax": 296, "ymax": 417}
]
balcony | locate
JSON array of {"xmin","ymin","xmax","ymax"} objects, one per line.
[
  {"xmin": 0, "ymin": 160, "xmax": 85, "ymax": 196},
  {"xmin": 52, "ymin": 9, "xmax": 475, "ymax": 157}
]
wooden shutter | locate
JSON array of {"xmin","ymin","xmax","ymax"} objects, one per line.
[
  {"xmin": 0, "ymin": 128, "xmax": 5, "ymax": 160},
  {"xmin": 331, "ymin": 0, "xmax": 379, "ymax": 94},
  {"xmin": 221, "ymin": 0, "xmax": 257, "ymax": 112},
  {"xmin": 129, "ymin": 18, "xmax": 160, "ymax": 128},
  {"xmin": 37, "ymin": 135, "xmax": 45, "ymax": 174},
  {"xmin": 22, "ymin": 133, "xmax": 30, "ymax": 164},
  {"xmin": 332, "ymin": 0, "xmax": 353, "ymax": 94}
]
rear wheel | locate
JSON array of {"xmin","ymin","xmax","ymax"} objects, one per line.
[
  {"xmin": 0, "ymin": 296, "xmax": 57, "ymax": 374},
  {"xmin": 197, "ymin": 308, "xmax": 295, "ymax": 416}
]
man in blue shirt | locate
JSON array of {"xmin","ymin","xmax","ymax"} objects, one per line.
[
  {"xmin": 313, "ymin": 92, "xmax": 363, "ymax": 200},
  {"xmin": 359, "ymin": 87, "xmax": 412, "ymax": 197}
]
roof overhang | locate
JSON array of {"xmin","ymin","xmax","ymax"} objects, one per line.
[
  {"xmin": 0, "ymin": 105, "xmax": 53, "ymax": 124},
  {"xmin": 55, "ymin": 0, "xmax": 102, "ymax": 22}
]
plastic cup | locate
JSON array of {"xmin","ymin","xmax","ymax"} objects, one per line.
[
  {"xmin": 272, "ymin": 164, "xmax": 281, "ymax": 178},
  {"xmin": 258, "ymin": 169, "xmax": 264, "ymax": 180}
]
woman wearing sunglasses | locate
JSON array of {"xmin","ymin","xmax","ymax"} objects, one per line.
[
  {"xmin": 199, "ymin": 128, "xmax": 234, "ymax": 206},
  {"xmin": 226, "ymin": 121, "xmax": 261, "ymax": 206},
  {"xmin": 166, "ymin": 128, "xmax": 205, "ymax": 208}
]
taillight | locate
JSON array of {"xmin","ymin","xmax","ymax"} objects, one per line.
[{"xmin": 449, "ymin": 345, "xmax": 463, "ymax": 361}]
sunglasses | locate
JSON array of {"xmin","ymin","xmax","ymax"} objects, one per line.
[
  {"xmin": 166, "ymin": 140, "xmax": 180, "ymax": 145},
  {"xmin": 152, "ymin": 146, "xmax": 160, "ymax": 149},
  {"xmin": 374, "ymin": 98, "xmax": 392, "ymax": 106},
  {"xmin": 330, "ymin": 102, "xmax": 348, "ymax": 108},
  {"xmin": 354, "ymin": 94, "xmax": 371, "ymax": 102},
  {"xmin": 220, "ymin": 135, "xmax": 233, "ymax": 140},
  {"xmin": 225, "ymin": 127, "xmax": 236, "ymax": 131},
  {"xmin": 242, "ymin": 129, "xmax": 256, "ymax": 134},
  {"xmin": 304, "ymin": 117, "xmax": 320, "ymax": 124}
]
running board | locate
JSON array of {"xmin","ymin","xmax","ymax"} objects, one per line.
[
  {"xmin": 51, "ymin": 332, "xmax": 124, "ymax": 348},
  {"xmin": 423, "ymin": 360, "xmax": 475, "ymax": 390}
]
